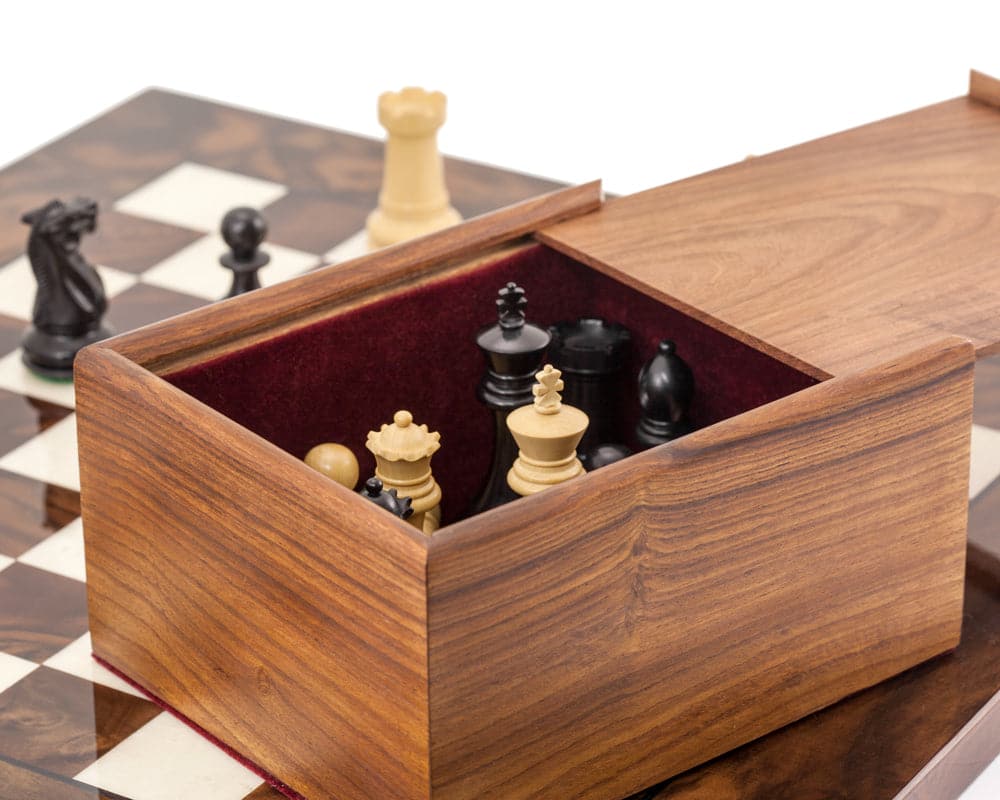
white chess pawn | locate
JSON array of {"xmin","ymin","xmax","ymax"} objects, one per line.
[{"xmin": 366, "ymin": 87, "xmax": 462, "ymax": 250}]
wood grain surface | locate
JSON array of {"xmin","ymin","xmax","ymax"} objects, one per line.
[
  {"xmin": 17, "ymin": 84, "xmax": 999, "ymax": 800},
  {"xmin": 896, "ymin": 671, "xmax": 1000, "ymax": 800},
  {"xmin": 0, "ymin": 88, "xmax": 574, "ymax": 800},
  {"xmin": 539, "ymin": 95, "xmax": 1000, "ymax": 379},
  {"xmin": 75, "ymin": 346, "xmax": 432, "ymax": 800},
  {"xmin": 426, "ymin": 337, "xmax": 973, "ymax": 799},
  {"xmin": 640, "ymin": 537, "xmax": 1000, "ymax": 800},
  {"xmin": 970, "ymin": 69, "xmax": 1000, "ymax": 110}
]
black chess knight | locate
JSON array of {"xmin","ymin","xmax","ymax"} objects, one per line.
[
  {"xmin": 20, "ymin": 198, "xmax": 114, "ymax": 380},
  {"xmin": 359, "ymin": 477, "xmax": 414, "ymax": 520}
]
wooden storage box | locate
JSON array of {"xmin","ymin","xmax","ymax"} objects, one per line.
[{"xmin": 76, "ymin": 74, "xmax": 1000, "ymax": 800}]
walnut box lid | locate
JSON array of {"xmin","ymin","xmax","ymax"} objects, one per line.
[{"xmin": 539, "ymin": 69, "xmax": 1000, "ymax": 380}]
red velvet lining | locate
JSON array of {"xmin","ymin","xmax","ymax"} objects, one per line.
[
  {"xmin": 93, "ymin": 653, "xmax": 306, "ymax": 800},
  {"xmin": 165, "ymin": 244, "xmax": 817, "ymax": 524}
]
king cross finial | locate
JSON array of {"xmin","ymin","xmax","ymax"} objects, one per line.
[
  {"xmin": 532, "ymin": 364, "xmax": 564, "ymax": 414},
  {"xmin": 496, "ymin": 282, "xmax": 527, "ymax": 330}
]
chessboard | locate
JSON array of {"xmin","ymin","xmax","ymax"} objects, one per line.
[{"xmin": 0, "ymin": 90, "xmax": 998, "ymax": 800}]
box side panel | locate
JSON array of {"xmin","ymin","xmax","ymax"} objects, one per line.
[
  {"xmin": 427, "ymin": 338, "xmax": 973, "ymax": 800},
  {"xmin": 75, "ymin": 347, "xmax": 430, "ymax": 800}
]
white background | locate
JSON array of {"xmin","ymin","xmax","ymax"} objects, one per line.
[
  {"xmin": 3, "ymin": 1, "xmax": 1000, "ymax": 796},
  {"xmin": 3, "ymin": 1, "xmax": 1000, "ymax": 197}
]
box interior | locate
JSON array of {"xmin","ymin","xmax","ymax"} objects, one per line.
[{"xmin": 164, "ymin": 243, "xmax": 818, "ymax": 525}]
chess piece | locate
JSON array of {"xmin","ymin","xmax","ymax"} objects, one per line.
[
  {"xmin": 220, "ymin": 207, "xmax": 270, "ymax": 298},
  {"xmin": 548, "ymin": 317, "xmax": 632, "ymax": 469},
  {"xmin": 636, "ymin": 339, "xmax": 695, "ymax": 448},
  {"xmin": 582, "ymin": 443, "xmax": 632, "ymax": 471},
  {"xmin": 304, "ymin": 443, "xmax": 360, "ymax": 490},
  {"xmin": 365, "ymin": 87, "xmax": 462, "ymax": 250},
  {"xmin": 467, "ymin": 282, "xmax": 551, "ymax": 514},
  {"xmin": 366, "ymin": 410, "xmax": 442, "ymax": 534},
  {"xmin": 506, "ymin": 365, "xmax": 589, "ymax": 496},
  {"xmin": 20, "ymin": 198, "xmax": 114, "ymax": 380},
  {"xmin": 359, "ymin": 477, "xmax": 414, "ymax": 520}
]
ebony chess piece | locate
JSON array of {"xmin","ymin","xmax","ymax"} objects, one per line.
[
  {"xmin": 220, "ymin": 207, "xmax": 270, "ymax": 298},
  {"xmin": 467, "ymin": 282, "xmax": 551, "ymax": 515},
  {"xmin": 636, "ymin": 339, "xmax": 695, "ymax": 449},
  {"xmin": 20, "ymin": 198, "xmax": 114, "ymax": 380},
  {"xmin": 549, "ymin": 317, "xmax": 632, "ymax": 468},
  {"xmin": 581, "ymin": 443, "xmax": 633, "ymax": 471},
  {"xmin": 359, "ymin": 477, "xmax": 414, "ymax": 519}
]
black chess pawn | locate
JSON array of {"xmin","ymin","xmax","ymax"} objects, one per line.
[
  {"xmin": 636, "ymin": 339, "xmax": 695, "ymax": 449},
  {"xmin": 467, "ymin": 282, "xmax": 551, "ymax": 515},
  {"xmin": 220, "ymin": 207, "xmax": 270, "ymax": 298},
  {"xmin": 359, "ymin": 477, "xmax": 414, "ymax": 520},
  {"xmin": 548, "ymin": 317, "xmax": 633, "ymax": 470},
  {"xmin": 20, "ymin": 197, "xmax": 114, "ymax": 381}
]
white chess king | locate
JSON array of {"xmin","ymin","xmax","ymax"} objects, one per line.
[{"xmin": 506, "ymin": 364, "xmax": 589, "ymax": 496}]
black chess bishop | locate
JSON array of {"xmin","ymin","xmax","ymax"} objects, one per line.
[{"xmin": 636, "ymin": 339, "xmax": 695, "ymax": 448}]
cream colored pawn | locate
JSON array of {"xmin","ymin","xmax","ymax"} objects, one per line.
[
  {"xmin": 366, "ymin": 87, "xmax": 462, "ymax": 250},
  {"xmin": 506, "ymin": 365, "xmax": 589, "ymax": 496},
  {"xmin": 366, "ymin": 410, "xmax": 442, "ymax": 534},
  {"xmin": 303, "ymin": 443, "xmax": 360, "ymax": 490}
]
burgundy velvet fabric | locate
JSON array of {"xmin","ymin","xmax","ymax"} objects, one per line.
[
  {"xmin": 165, "ymin": 245, "xmax": 817, "ymax": 524},
  {"xmin": 93, "ymin": 654, "xmax": 306, "ymax": 800}
]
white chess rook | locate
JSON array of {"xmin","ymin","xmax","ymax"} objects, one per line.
[{"xmin": 366, "ymin": 87, "xmax": 462, "ymax": 249}]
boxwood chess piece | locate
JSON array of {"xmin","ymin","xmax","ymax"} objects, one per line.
[
  {"xmin": 20, "ymin": 197, "xmax": 114, "ymax": 381},
  {"xmin": 304, "ymin": 442, "xmax": 360, "ymax": 490},
  {"xmin": 506, "ymin": 364, "xmax": 589, "ymax": 496},
  {"xmin": 366, "ymin": 410, "xmax": 442, "ymax": 535},
  {"xmin": 636, "ymin": 339, "xmax": 695, "ymax": 448},
  {"xmin": 365, "ymin": 87, "xmax": 462, "ymax": 250},
  {"xmin": 220, "ymin": 207, "xmax": 270, "ymax": 298}
]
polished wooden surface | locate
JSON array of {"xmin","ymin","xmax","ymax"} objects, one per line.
[
  {"xmin": 80, "ymin": 227, "xmax": 975, "ymax": 798},
  {"xmin": 969, "ymin": 69, "xmax": 1000, "ymax": 111},
  {"xmin": 428, "ymin": 337, "xmax": 972, "ymax": 799},
  {"xmin": 540, "ymin": 93, "xmax": 1000, "ymax": 380},
  {"xmin": 0, "ymin": 88, "xmax": 998, "ymax": 800},
  {"xmin": 77, "ymin": 346, "xmax": 431, "ymax": 800}
]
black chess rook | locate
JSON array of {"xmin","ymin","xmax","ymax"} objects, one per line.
[{"xmin": 549, "ymin": 317, "xmax": 632, "ymax": 470}]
